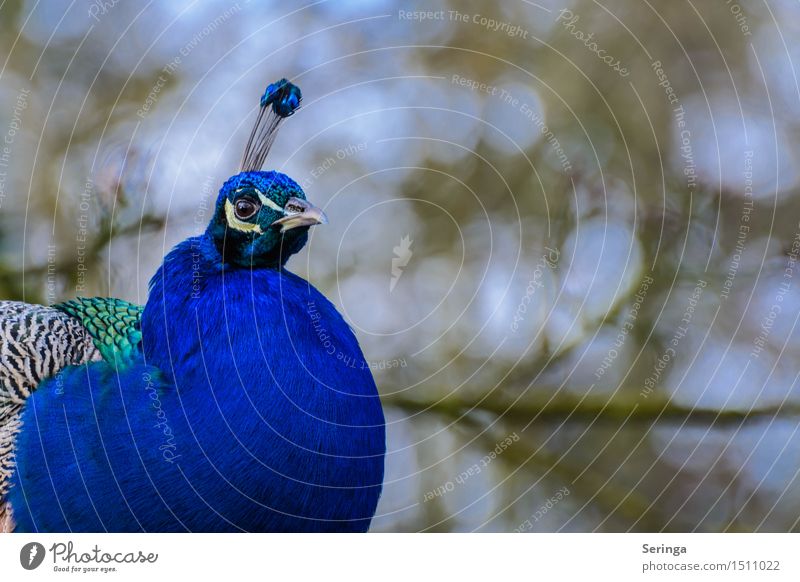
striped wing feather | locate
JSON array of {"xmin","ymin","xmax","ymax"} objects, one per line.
[{"xmin": 0, "ymin": 298, "xmax": 143, "ymax": 531}]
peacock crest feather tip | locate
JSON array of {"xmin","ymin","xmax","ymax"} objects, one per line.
[
  {"xmin": 241, "ymin": 77, "xmax": 302, "ymax": 172},
  {"xmin": 261, "ymin": 78, "xmax": 302, "ymax": 117}
]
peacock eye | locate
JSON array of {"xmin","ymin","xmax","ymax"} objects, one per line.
[{"xmin": 234, "ymin": 197, "xmax": 261, "ymax": 220}]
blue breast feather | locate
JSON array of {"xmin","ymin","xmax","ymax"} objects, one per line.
[{"xmin": 10, "ymin": 235, "xmax": 385, "ymax": 532}]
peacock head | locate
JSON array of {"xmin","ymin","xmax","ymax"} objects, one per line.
[
  {"xmin": 207, "ymin": 170, "xmax": 326, "ymax": 268},
  {"xmin": 206, "ymin": 79, "xmax": 327, "ymax": 269}
]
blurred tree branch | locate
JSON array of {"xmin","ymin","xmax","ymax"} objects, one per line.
[
  {"xmin": 0, "ymin": 214, "xmax": 166, "ymax": 302},
  {"xmin": 386, "ymin": 392, "xmax": 800, "ymax": 425}
]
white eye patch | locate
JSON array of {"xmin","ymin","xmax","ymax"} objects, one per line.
[
  {"xmin": 234, "ymin": 187, "xmax": 283, "ymax": 212},
  {"xmin": 257, "ymin": 192, "xmax": 283, "ymax": 212}
]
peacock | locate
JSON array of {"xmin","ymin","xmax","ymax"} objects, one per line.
[{"xmin": 0, "ymin": 79, "xmax": 386, "ymax": 532}]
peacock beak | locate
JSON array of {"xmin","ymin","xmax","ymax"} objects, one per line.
[{"xmin": 271, "ymin": 197, "xmax": 328, "ymax": 232}]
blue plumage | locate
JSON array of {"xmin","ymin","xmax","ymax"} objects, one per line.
[{"xmin": 6, "ymin": 80, "xmax": 386, "ymax": 532}]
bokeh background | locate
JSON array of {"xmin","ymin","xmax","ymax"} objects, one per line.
[{"xmin": 2, "ymin": 0, "xmax": 800, "ymax": 532}]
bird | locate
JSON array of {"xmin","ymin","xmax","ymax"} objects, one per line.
[{"xmin": 0, "ymin": 79, "xmax": 386, "ymax": 532}]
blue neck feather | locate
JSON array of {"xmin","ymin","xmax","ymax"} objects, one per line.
[{"xmin": 139, "ymin": 235, "xmax": 386, "ymax": 530}]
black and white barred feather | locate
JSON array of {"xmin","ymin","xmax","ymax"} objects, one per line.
[{"xmin": 0, "ymin": 301, "xmax": 101, "ymax": 531}]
